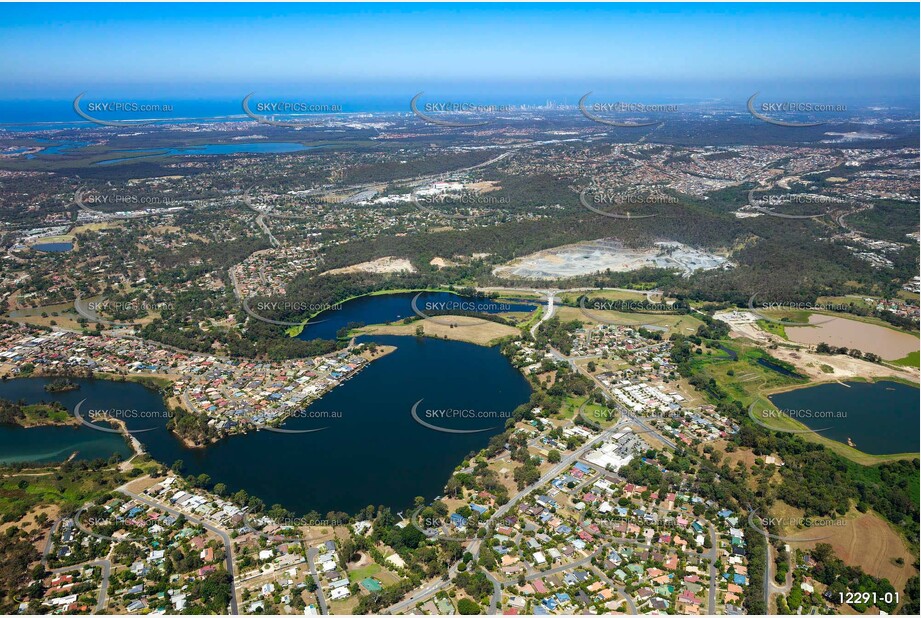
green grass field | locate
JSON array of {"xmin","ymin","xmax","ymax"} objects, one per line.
[
  {"xmin": 690, "ymin": 340, "xmax": 806, "ymax": 406},
  {"xmin": 756, "ymin": 319, "xmax": 787, "ymax": 339},
  {"xmin": 0, "ymin": 467, "xmax": 128, "ymax": 521},
  {"xmin": 20, "ymin": 403, "xmax": 73, "ymax": 426},
  {"xmin": 891, "ymin": 351, "xmax": 920, "ymax": 368},
  {"xmin": 347, "ymin": 562, "xmax": 382, "ymax": 582},
  {"xmin": 557, "ymin": 289, "xmax": 647, "ymax": 304}
]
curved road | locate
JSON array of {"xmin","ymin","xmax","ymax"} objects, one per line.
[
  {"xmin": 48, "ymin": 559, "xmax": 111, "ymax": 613},
  {"xmin": 306, "ymin": 547, "xmax": 329, "ymax": 615},
  {"xmin": 119, "ymin": 486, "xmax": 239, "ymax": 615}
]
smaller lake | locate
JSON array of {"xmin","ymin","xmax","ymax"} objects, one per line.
[
  {"xmin": 38, "ymin": 140, "xmax": 91, "ymax": 155},
  {"xmin": 32, "ymin": 242, "xmax": 73, "ymax": 253},
  {"xmin": 756, "ymin": 357, "xmax": 802, "ymax": 378},
  {"xmin": 298, "ymin": 291, "xmax": 537, "ymax": 341},
  {"xmin": 0, "ymin": 377, "xmax": 135, "ymax": 464},
  {"xmin": 716, "ymin": 344, "xmax": 738, "ymax": 361},
  {"xmin": 20, "ymin": 139, "xmax": 92, "ymax": 158},
  {"xmin": 95, "ymin": 142, "xmax": 314, "ymax": 165},
  {"xmin": 768, "ymin": 380, "xmax": 919, "ymax": 455},
  {"xmin": 0, "ymin": 424, "xmax": 132, "ymax": 465},
  {"xmin": 785, "ymin": 315, "xmax": 918, "ymax": 361}
]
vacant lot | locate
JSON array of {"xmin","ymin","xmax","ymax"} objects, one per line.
[
  {"xmin": 775, "ymin": 503, "xmax": 917, "ymax": 596},
  {"xmin": 324, "ymin": 256, "xmax": 416, "ymax": 275},
  {"xmin": 356, "ymin": 315, "xmax": 519, "ymax": 346},
  {"xmin": 553, "ymin": 305, "xmax": 703, "ymax": 336}
]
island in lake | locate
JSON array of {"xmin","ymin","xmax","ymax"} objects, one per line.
[{"xmin": 44, "ymin": 377, "xmax": 80, "ymax": 393}]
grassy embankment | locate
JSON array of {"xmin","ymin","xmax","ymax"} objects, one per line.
[{"xmin": 692, "ymin": 340, "xmax": 917, "ymax": 465}]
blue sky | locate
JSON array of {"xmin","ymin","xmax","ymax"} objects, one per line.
[{"xmin": 1, "ymin": 2, "xmax": 918, "ymax": 100}]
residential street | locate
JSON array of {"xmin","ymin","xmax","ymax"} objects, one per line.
[
  {"xmin": 306, "ymin": 547, "xmax": 329, "ymax": 615},
  {"xmin": 385, "ymin": 422, "xmax": 623, "ymax": 614},
  {"xmin": 119, "ymin": 486, "xmax": 240, "ymax": 615},
  {"xmin": 49, "ymin": 559, "xmax": 111, "ymax": 613}
]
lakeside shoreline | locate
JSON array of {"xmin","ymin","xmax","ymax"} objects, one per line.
[
  {"xmin": 171, "ymin": 342, "xmax": 399, "ymax": 449},
  {"xmin": 352, "ymin": 315, "xmax": 522, "ymax": 347},
  {"xmin": 0, "ymin": 343, "xmax": 399, "ymax": 453},
  {"xmin": 751, "ymin": 379, "xmax": 920, "ymax": 463},
  {"xmin": 284, "ymin": 287, "xmax": 463, "ymax": 338}
]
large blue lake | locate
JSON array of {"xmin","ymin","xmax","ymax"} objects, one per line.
[{"xmin": 0, "ymin": 294, "xmax": 533, "ymax": 514}]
